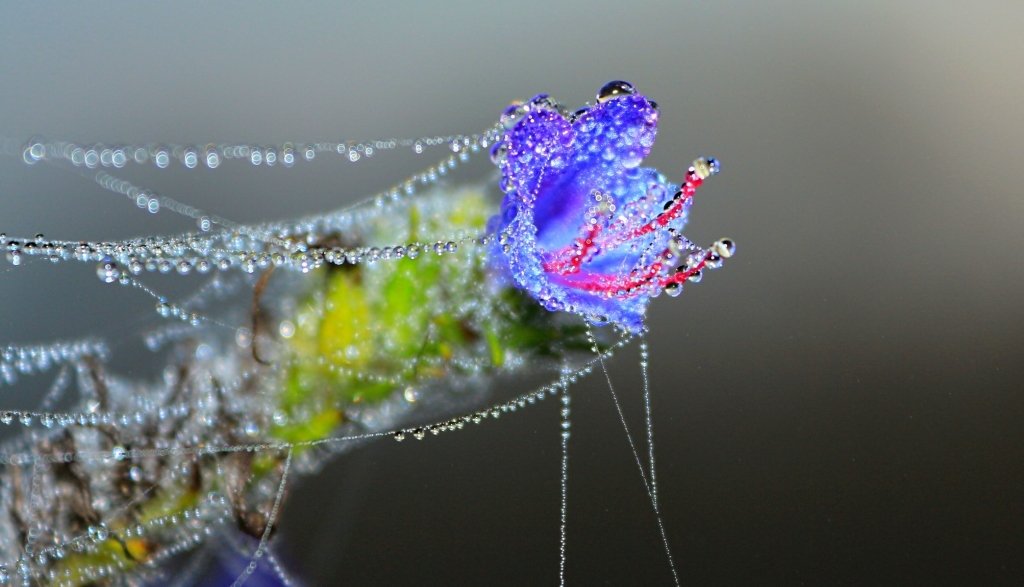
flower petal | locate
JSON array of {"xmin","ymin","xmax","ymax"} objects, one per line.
[
  {"xmin": 498, "ymin": 107, "xmax": 573, "ymax": 206},
  {"xmin": 572, "ymin": 94, "xmax": 659, "ymax": 172}
]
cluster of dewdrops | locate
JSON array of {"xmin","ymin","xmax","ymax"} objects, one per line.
[
  {"xmin": 3, "ymin": 125, "xmax": 522, "ymax": 335},
  {"xmin": 0, "ymin": 121, "xmax": 599, "ymax": 586},
  {"xmin": 390, "ymin": 335, "xmax": 629, "ymax": 443},
  {"xmin": 0, "ymin": 339, "xmax": 108, "ymax": 387},
  {"xmin": 8, "ymin": 133, "xmax": 502, "ymax": 265},
  {"xmin": 0, "ymin": 316, "xmax": 623, "ymax": 587},
  {"xmin": 20, "ymin": 135, "xmax": 482, "ymax": 171}
]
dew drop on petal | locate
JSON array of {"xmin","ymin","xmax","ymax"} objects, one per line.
[{"xmin": 596, "ymin": 80, "xmax": 636, "ymax": 103}]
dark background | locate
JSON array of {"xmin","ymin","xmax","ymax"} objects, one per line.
[{"xmin": 1, "ymin": 2, "xmax": 1022, "ymax": 585}]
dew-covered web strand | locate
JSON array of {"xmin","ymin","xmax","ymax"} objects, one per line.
[
  {"xmin": 586, "ymin": 326, "xmax": 680, "ymax": 587},
  {"xmin": 10, "ymin": 478, "xmax": 165, "ymax": 582},
  {"xmin": 640, "ymin": 336, "xmax": 659, "ymax": 509},
  {"xmin": 0, "ymin": 331, "xmax": 632, "ymax": 582},
  {"xmin": 0, "ymin": 336, "xmax": 630, "ymax": 469},
  {"xmin": 559, "ymin": 383, "xmax": 571, "ymax": 587},
  {"xmin": 3, "ymin": 125, "xmax": 511, "ymax": 293},
  {"xmin": 13, "ymin": 125, "xmax": 503, "ymax": 251},
  {"xmin": 12, "ymin": 136, "xmax": 499, "ymax": 370},
  {"xmin": 231, "ymin": 447, "xmax": 292, "ymax": 587},
  {"xmin": 264, "ymin": 547, "xmax": 299, "ymax": 587}
]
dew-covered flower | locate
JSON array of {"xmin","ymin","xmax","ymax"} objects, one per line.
[{"xmin": 489, "ymin": 81, "xmax": 731, "ymax": 332}]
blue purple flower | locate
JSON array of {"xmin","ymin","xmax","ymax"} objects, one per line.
[{"xmin": 489, "ymin": 81, "xmax": 729, "ymax": 332}]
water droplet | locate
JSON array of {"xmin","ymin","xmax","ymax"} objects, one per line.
[
  {"xmin": 182, "ymin": 148, "xmax": 198, "ymax": 168},
  {"xmin": 490, "ymin": 143, "xmax": 508, "ymax": 165},
  {"xmin": 403, "ymin": 386, "xmax": 418, "ymax": 403},
  {"xmin": 278, "ymin": 320, "xmax": 295, "ymax": 339},
  {"xmin": 713, "ymin": 238, "xmax": 735, "ymax": 258},
  {"xmin": 111, "ymin": 446, "xmax": 127, "ymax": 461},
  {"xmin": 154, "ymin": 148, "xmax": 170, "ymax": 168},
  {"xmin": 707, "ymin": 157, "xmax": 721, "ymax": 175},
  {"xmin": 597, "ymin": 80, "xmax": 636, "ymax": 103},
  {"xmin": 95, "ymin": 256, "xmax": 122, "ymax": 285},
  {"xmin": 88, "ymin": 524, "xmax": 109, "ymax": 543},
  {"xmin": 22, "ymin": 138, "xmax": 45, "ymax": 164},
  {"xmin": 664, "ymin": 282, "xmax": 683, "ymax": 297},
  {"xmin": 205, "ymin": 147, "xmax": 220, "ymax": 168}
]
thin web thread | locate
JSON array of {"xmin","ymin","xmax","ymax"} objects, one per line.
[
  {"xmin": 587, "ymin": 326, "xmax": 680, "ymax": 587},
  {"xmin": 640, "ymin": 336, "xmax": 659, "ymax": 508},
  {"xmin": 559, "ymin": 385, "xmax": 571, "ymax": 587},
  {"xmin": 232, "ymin": 447, "xmax": 293, "ymax": 587}
]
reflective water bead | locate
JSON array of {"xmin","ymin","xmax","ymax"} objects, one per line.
[
  {"xmin": 597, "ymin": 80, "xmax": 636, "ymax": 103},
  {"xmin": 182, "ymin": 148, "xmax": 198, "ymax": 168},
  {"xmin": 154, "ymin": 149, "xmax": 170, "ymax": 168},
  {"xmin": 713, "ymin": 238, "xmax": 736, "ymax": 258},
  {"xmin": 22, "ymin": 137, "xmax": 45, "ymax": 164},
  {"xmin": 204, "ymin": 148, "xmax": 220, "ymax": 168},
  {"xmin": 96, "ymin": 257, "xmax": 121, "ymax": 284},
  {"xmin": 88, "ymin": 524, "xmax": 109, "ymax": 543}
]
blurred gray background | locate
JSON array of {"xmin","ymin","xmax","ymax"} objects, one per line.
[{"xmin": 1, "ymin": 1, "xmax": 1022, "ymax": 585}]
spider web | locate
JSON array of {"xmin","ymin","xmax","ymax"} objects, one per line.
[{"xmin": 0, "ymin": 130, "xmax": 676, "ymax": 586}]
